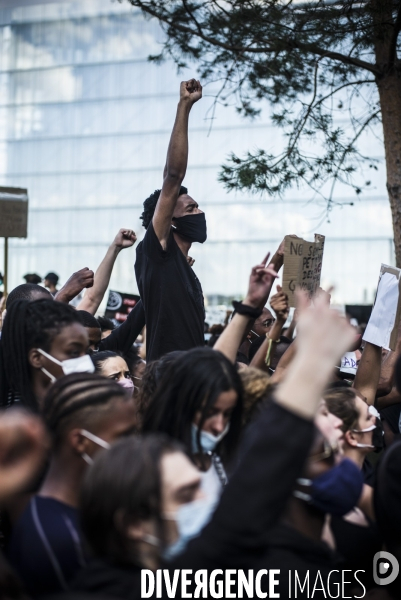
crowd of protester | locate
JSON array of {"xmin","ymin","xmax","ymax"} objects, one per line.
[{"xmin": 0, "ymin": 78, "xmax": 400, "ymax": 600}]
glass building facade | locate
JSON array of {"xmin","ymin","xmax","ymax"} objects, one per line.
[{"xmin": 0, "ymin": 0, "xmax": 394, "ymax": 306}]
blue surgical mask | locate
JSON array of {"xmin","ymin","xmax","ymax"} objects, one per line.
[
  {"xmin": 294, "ymin": 458, "xmax": 364, "ymax": 516},
  {"xmin": 163, "ymin": 496, "xmax": 217, "ymax": 561},
  {"xmin": 191, "ymin": 423, "xmax": 230, "ymax": 454}
]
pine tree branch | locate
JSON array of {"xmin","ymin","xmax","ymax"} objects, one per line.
[
  {"xmin": 314, "ymin": 79, "xmax": 376, "ymax": 108},
  {"xmin": 290, "ymin": 41, "xmax": 380, "ymax": 75},
  {"xmin": 327, "ymin": 108, "xmax": 380, "ymax": 203},
  {"xmin": 130, "ymin": 0, "xmax": 381, "ymax": 76}
]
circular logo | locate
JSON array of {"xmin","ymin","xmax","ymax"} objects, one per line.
[{"xmin": 106, "ymin": 291, "xmax": 122, "ymax": 311}]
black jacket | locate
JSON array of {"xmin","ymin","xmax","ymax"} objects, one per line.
[
  {"xmin": 71, "ymin": 560, "xmax": 141, "ymax": 599},
  {"xmin": 262, "ymin": 523, "xmax": 343, "ymax": 599},
  {"xmin": 72, "ymin": 402, "xmax": 315, "ymax": 598}
]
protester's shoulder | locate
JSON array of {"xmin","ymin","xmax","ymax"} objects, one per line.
[
  {"xmin": 140, "ymin": 220, "xmax": 176, "ymax": 259},
  {"xmin": 8, "ymin": 497, "xmax": 51, "ymax": 552},
  {"xmin": 19, "ymin": 496, "xmax": 78, "ymax": 535}
]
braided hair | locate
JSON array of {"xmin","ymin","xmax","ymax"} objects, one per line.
[
  {"xmin": 0, "ymin": 299, "xmax": 83, "ymax": 410},
  {"xmin": 6, "ymin": 283, "xmax": 51, "ymax": 306},
  {"xmin": 42, "ymin": 372, "xmax": 130, "ymax": 451},
  {"xmin": 77, "ymin": 310, "xmax": 100, "ymax": 329},
  {"xmin": 140, "ymin": 186, "xmax": 188, "ymax": 230}
]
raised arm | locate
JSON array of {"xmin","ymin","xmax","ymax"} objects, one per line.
[
  {"xmin": 284, "ymin": 309, "xmax": 297, "ymax": 341},
  {"xmin": 153, "ymin": 79, "xmax": 202, "ymax": 248},
  {"xmin": 214, "ymin": 252, "xmax": 278, "ymax": 363},
  {"xmin": 376, "ymin": 322, "xmax": 401, "ymax": 397},
  {"xmin": 99, "ymin": 299, "xmax": 146, "ymax": 355},
  {"xmin": 174, "ymin": 291, "xmax": 355, "ymax": 569},
  {"xmin": 353, "ymin": 342, "xmax": 382, "ymax": 406},
  {"xmin": 224, "ymin": 236, "xmax": 294, "ymax": 353},
  {"xmin": 54, "ymin": 268, "xmax": 94, "ymax": 304},
  {"xmin": 76, "ymin": 229, "xmax": 136, "ymax": 315},
  {"xmin": 250, "ymin": 285, "xmax": 290, "ymax": 372}
]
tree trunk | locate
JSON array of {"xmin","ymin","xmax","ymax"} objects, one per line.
[
  {"xmin": 377, "ymin": 71, "xmax": 401, "ymax": 267},
  {"xmin": 372, "ymin": 0, "xmax": 401, "ymax": 266}
]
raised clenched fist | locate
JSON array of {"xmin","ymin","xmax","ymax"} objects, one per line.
[
  {"xmin": 113, "ymin": 229, "xmax": 137, "ymax": 250},
  {"xmin": 180, "ymin": 79, "xmax": 202, "ymax": 104}
]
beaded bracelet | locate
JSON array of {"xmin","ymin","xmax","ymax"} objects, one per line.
[{"xmin": 265, "ymin": 335, "xmax": 281, "ymax": 367}]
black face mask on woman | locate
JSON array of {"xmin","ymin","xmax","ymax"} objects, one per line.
[{"xmin": 172, "ymin": 213, "xmax": 207, "ymax": 244}]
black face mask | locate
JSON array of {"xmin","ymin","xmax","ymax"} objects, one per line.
[{"xmin": 172, "ymin": 213, "xmax": 207, "ymax": 244}]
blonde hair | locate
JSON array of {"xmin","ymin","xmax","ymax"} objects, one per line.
[{"xmin": 240, "ymin": 368, "xmax": 273, "ymax": 426}]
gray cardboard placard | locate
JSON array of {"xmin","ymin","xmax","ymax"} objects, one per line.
[{"xmin": 0, "ymin": 186, "xmax": 28, "ymax": 238}]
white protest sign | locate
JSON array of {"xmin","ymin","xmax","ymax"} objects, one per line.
[
  {"xmin": 363, "ymin": 265, "xmax": 401, "ymax": 351},
  {"xmin": 340, "ymin": 352, "xmax": 358, "ymax": 375}
]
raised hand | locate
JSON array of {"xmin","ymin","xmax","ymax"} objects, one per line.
[
  {"xmin": 276, "ymin": 234, "xmax": 300, "ymax": 258},
  {"xmin": 113, "ymin": 229, "xmax": 137, "ymax": 250},
  {"xmin": 55, "ymin": 267, "xmax": 94, "ymax": 304},
  {"xmin": 275, "ymin": 289, "xmax": 356, "ymax": 420},
  {"xmin": 186, "ymin": 255, "xmax": 195, "ymax": 267},
  {"xmin": 296, "ymin": 288, "xmax": 355, "ymax": 367},
  {"xmin": 180, "ymin": 78, "xmax": 202, "ymax": 104},
  {"xmin": 244, "ymin": 252, "xmax": 278, "ymax": 309},
  {"xmin": 315, "ymin": 286, "xmax": 331, "ymax": 305},
  {"xmin": 270, "ymin": 285, "xmax": 290, "ymax": 322},
  {"xmin": 0, "ymin": 409, "xmax": 49, "ymax": 501}
]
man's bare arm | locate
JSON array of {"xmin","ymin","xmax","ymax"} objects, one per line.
[
  {"xmin": 77, "ymin": 229, "xmax": 136, "ymax": 315},
  {"xmin": 214, "ymin": 253, "xmax": 278, "ymax": 364},
  {"xmin": 353, "ymin": 342, "xmax": 382, "ymax": 406},
  {"xmin": 376, "ymin": 323, "xmax": 401, "ymax": 396},
  {"xmin": 153, "ymin": 79, "xmax": 202, "ymax": 248},
  {"xmin": 250, "ymin": 286, "xmax": 289, "ymax": 373},
  {"xmin": 55, "ymin": 268, "xmax": 94, "ymax": 304}
]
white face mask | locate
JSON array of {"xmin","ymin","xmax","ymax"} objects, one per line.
[
  {"xmin": 191, "ymin": 423, "xmax": 230, "ymax": 454},
  {"xmin": 163, "ymin": 496, "xmax": 217, "ymax": 560},
  {"xmin": 352, "ymin": 423, "xmax": 376, "ymax": 449},
  {"xmin": 80, "ymin": 428, "xmax": 110, "ymax": 465},
  {"xmin": 352, "ymin": 407, "xmax": 381, "ymax": 449},
  {"xmin": 37, "ymin": 348, "xmax": 95, "ymax": 382}
]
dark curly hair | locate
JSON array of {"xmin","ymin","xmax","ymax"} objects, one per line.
[{"xmin": 140, "ymin": 186, "xmax": 188, "ymax": 229}]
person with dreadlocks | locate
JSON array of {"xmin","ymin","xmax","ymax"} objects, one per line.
[
  {"xmin": 7, "ymin": 372, "xmax": 137, "ymax": 598},
  {"xmin": 0, "ymin": 299, "xmax": 93, "ymax": 410},
  {"xmin": 134, "ymin": 78, "xmax": 206, "ymax": 362}
]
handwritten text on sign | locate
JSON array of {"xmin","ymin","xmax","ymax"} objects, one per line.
[{"xmin": 282, "ymin": 234, "xmax": 325, "ymax": 306}]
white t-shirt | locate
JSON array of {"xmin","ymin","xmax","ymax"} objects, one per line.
[{"xmin": 201, "ymin": 460, "xmax": 224, "ymax": 505}]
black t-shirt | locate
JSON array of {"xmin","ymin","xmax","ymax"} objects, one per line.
[
  {"xmin": 8, "ymin": 496, "xmax": 86, "ymax": 596},
  {"xmin": 135, "ymin": 221, "xmax": 204, "ymax": 361},
  {"xmin": 99, "ymin": 300, "xmax": 145, "ymax": 355}
]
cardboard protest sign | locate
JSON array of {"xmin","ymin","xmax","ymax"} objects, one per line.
[
  {"xmin": 363, "ymin": 264, "xmax": 401, "ymax": 351},
  {"xmin": 0, "ymin": 187, "xmax": 28, "ymax": 238},
  {"xmin": 105, "ymin": 290, "xmax": 140, "ymax": 323},
  {"xmin": 282, "ymin": 234, "xmax": 325, "ymax": 306}
]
